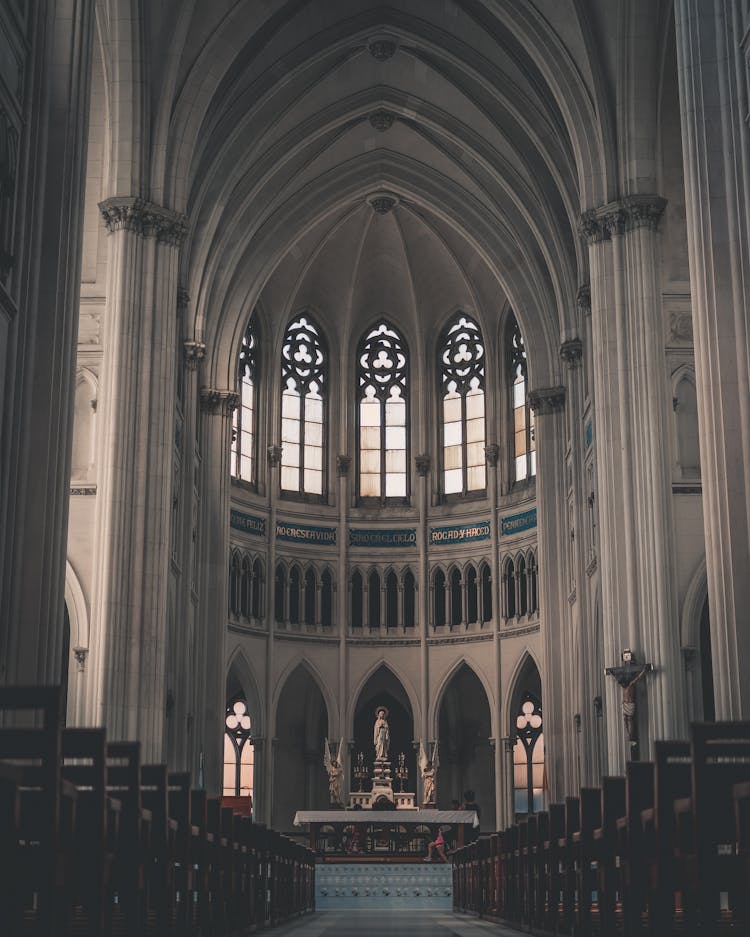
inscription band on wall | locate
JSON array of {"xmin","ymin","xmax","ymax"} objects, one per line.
[
  {"xmin": 430, "ymin": 521, "xmax": 491, "ymax": 545},
  {"xmin": 230, "ymin": 509, "xmax": 266, "ymax": 537},
  {"xmin": 276, "ymin": 521, "xmax": 337, "ymax": 545},
  {"xmin": 349, "ymin": 528, "xmax": 417, "ymax": 548},
  {"xmin": 501, "ymin": 508, "xmax": 537, "ymax": 536}
]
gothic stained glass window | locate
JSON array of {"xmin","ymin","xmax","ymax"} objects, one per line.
[
  {"xmin": 357, "ymin": 322, "xmax": 408, "ymax": 500},
  {"xmin": 513, "ymin": 693, "xmax": 544, "ymax": 815},
  {"xmin": 509, "ymin": 317, "xmax": 536, "ymax": 482},
  {"xmin": 280, "ymin": 315, "xmax": 326, "ymax": 495},
  {"xmin": 232, "ymin": 315, "xmax": 258, "ymax": 482},
  {"xmin": 223, "ymin": 698, "xmax": 254, "ymax": 799},
  {"xmin": 440, "ymin": 314, "xmax": 486, "ymax": 495}
]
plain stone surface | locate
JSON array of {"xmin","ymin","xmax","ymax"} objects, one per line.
[{"xmin": 271, "ymin": 910, "xmax": 522, "ymax": 936}]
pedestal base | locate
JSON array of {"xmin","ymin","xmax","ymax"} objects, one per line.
[{"xmin": 349, "ymin": 791, "xmax": 416, "ymax": 809}]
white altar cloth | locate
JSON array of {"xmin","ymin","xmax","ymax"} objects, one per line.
[{"xmin": 293, "ymin": 809, "xmax": 479, "ymax": 828}]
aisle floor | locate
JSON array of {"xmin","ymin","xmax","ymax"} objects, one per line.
[{"xmin": 271, "ymin": 910, "xmax": 522, "ymax": 936}]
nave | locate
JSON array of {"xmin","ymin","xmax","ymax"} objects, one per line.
[{"xmin": 270, "ymin": 910, "xmax": 520, "ymax": 937}]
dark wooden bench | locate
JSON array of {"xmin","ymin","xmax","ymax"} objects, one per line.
[{"xmin": 592, "ymin": 776, "xmax": 626, "ymax": 935}]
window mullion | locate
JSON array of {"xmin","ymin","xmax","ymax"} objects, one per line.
[
  {"xmin": 299, "ymin": 393, "xmax": 306, "ymax": 492},
  {"xmin": 461, "ymin": 392, "xmax": 468, "ymax": 495},
  {"xmin": 381, "ymin": 394, "xmax": 386, "ymax": 502}
]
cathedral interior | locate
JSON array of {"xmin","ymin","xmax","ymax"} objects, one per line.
[{"xmin": 1, "ymin": 0, "xmax": 750, "ymax": 933}]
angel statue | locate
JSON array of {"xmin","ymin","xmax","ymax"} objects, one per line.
[
  {"xmin": 419, "ymin": 740, "xmax": 439, "ymax": 806},
  {"xmin": 323, "ymin": 738, "xmax": 345, "ymax": 807},
  {"xmin": 373, "ymin": 706, "xmax": 390, "ymax": 761}
]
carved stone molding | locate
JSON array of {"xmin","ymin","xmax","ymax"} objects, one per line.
[
  {"xmin": 577, "ymin": 283, "xmax": 591, "ymax": 312},
  {"xmin": 367, "ymin": 192, "xmax": 399, "ymax": 214},
  {"xmin": 578, "ymin": 195, "xmax": 667, "ymax": 243},
  {"xmin": 73, "ymin": 647, "xmax": 88, "ymax": 672},
  {"xmin": 184, "ymin": 340, "xmax": 206, "ymax": 370},
  {"xmin": 669, "ymin": 311, "xmax": 693, "ymax": 343},
  {"xmin": 682, "ymin": 646, "xmax": 698, "ymax": 672},
  {"xmin": 267, "ymin": 444, "xmax": 283, "ymax": 466},
  {"xmin": 369, "ymin": 109, "xmax": 396, "ymax": 132},
  {"xmin": 484, "ymin": 443, "xmax": 499, "ymax": 466},
  {"xmin": 415, "ymin": 454, "xmax": 431, "ymax": 476},
  {"xmin": 199, "ymin": 388, "xmax": 239, "ymax": 415},
  {"xmin": 99, "ymin": 196, "xmax": 188, "ymax": 245},
  {"xmin": 177, "ymin": 287, "xmax": 190, "ymax": 309},
  {"xmin": 559, "ymin": 337, "xmax": 583, "ymax": 366},
  {"xmin": 337, "ymin": 454, "xmax": 351, "ymax": 476},
  {"xmin": 70, "ymin": 485, "xmax": 97, "ymax": 496},
  {"xmin": 367, "ymin": 36, "xmax": 398, "ymax": 61},
  {"xmin": 528, "ymin": 386, "xmax": 566, "ymax": 414}
]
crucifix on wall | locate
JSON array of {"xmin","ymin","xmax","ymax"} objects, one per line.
[{"xmin": 605, "ymin": 649, "xmax": 654, "ymax": 760}]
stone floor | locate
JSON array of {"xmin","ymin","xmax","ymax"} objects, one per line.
[{"xmin": 271, "ymin": 910, "xmax": 523, "ymax": 936}]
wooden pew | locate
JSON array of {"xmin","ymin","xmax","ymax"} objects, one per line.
[
  {"xmin": 616, "ymin": 760, "xmax": 653, "ymax": 936},
  {"xmin": 543, "ymin": 802, "xmax": 565, "ymax": 933},
  {"xmin": 733, "ymin": 780, "xmax": 750, "ymax": 930},
  {"xmin": 592, "ymin": 776, "xmax": 626, "ymax": 935},
  {"xmin": 572, "ymin": 787, "xmax": 602, "ymax": 937}
]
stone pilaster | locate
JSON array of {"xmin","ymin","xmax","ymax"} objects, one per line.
[
  {"xmin": 416, "ymin": 454, "xmax": 430, "ymax": 742},
  {"xmin": 580, "ymin": 195, "xmax": 685, "ymax": 770},
  {"xmin": 87, "ymin": 198, "xmax": 187, "ymax": 762},
  {"xmin": 195, "ymin": 388, "xmax": 238, "ymax": 794},
  {"xmin": 674, "ymin": 0, "xmax": 750, "ymax": 717},
  {"xmin": 530, "ymin": 387, "xmax": 570, "ymax": 799}
]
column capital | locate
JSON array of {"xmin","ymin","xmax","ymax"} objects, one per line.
[
  {"xmin": 177, "ymin": 287, "xmax": 190, "ymax": 309},
  {"xmin": 484, "ymin": 443, "xmax": 500, "ymax": 466},
  {"xmin": 267, "ymin": 444, "xmax": 282, "ymax": 466},
  {"xmin": 559, "ymin": 338, "xmax": 583, "ymax": 367},
  {"xmin": 99, "ymin": 196, "xmax": 188, "ymax": 245},
  {"xmin": 578, "ymin": 195, "xmax": 666, "ymax": 243},
  {"xmin": 199, "ymin": 388, "xmax": 239, "ymax": 415},
  {"xmin": 336, "ymin": 454, "xmax": 351, "ymax": 476},
  {"xmin": 184, "ymin": 340, "xmax": 206, "ymax": 370},
  {"xmin": 415, "ymin": 454, "xmax": 431, "ymax": 476},
  {"xmin": 529, "ymin": 386, "xmax": 566, "ymax": 414},
  {"xmin": 72, "ymin": 647, "xmax": 88, "ymax": 672},
  {"xmin": 576, "ymin": 283, "xmax": 591, "ymax": 312}
]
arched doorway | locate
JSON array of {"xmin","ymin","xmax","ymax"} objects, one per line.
[
  {"xmin": 352, "ymin": 665, "xmax": 415, "ymax": 802},
  {"xmin": 273, "ymin": 664, "xmax": 329, "ymax": 831},
  {"xmin": 437, "ymin": 664, "xmax": 494, "ymax": 829}
]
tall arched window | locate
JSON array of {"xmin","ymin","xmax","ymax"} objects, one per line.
[
  {"xmin": 251, "ymin": 559, "xmax": 263, "ymax": 619},
  {"xmin": 224, "ymin": 698, "xmax": 254, "ymax": 799},
  {"xmin": 357, "ymin": 322, "xmax": 408, "ymax": 500},
  {"xmin": 368, "ymin": 570, "xmax": 381, "ymax": 629},
  {"xmin": 466, "ymin": 565, "xmax": 478, "ymax": 624},
  {"xmin": 508, "ymin": 316, "xmax": 536, "ymax": 482},
  {"xmin": 275, "ymin": 564, "xmax": 286, "ymax": 622},
  {"xmin": 481, "ymin": 563, "xmax": 492, "ymax": 622},
  {"xmin": 433, "ymin": 569, "xmax": 446, "ymax": 627},
  {"xmin": 304, "ymin": 568, "xmax": 316, "ymax": 626},
  {"xmin": 229, "ymin": 551, "xmax": 241, "ymax": 617},
  {"xmin": 385, "ymin": 570, "xmax": 398, "ymax": 628},
  {"xmin": 404, "ymin": 569, "xmax": 416, "ymax": 628},
  {"xmin": 321, "ymin": 570, "xmax": 333, "ymax": 628},
  {"xmin": 289, "ymin": 565, "xmax": 301, "ymax": 624},
  {"xmin": 450, "ymin": 568, "xmax": 462, "ymax": 626},
  {"xmin": 232, "ymin": 315, "xmax": 258, "ymax": 482},
  {"xmin": 280, "ymin": 315, "xmax": 326, "ymax": 496},
  {"xmin": 513, "ymin": 693, "xmax": 544, "ymax": 815},
  {"xmin": 504, "ymin": 557, "xmax": 516, "ymax": 618},
  {"xmin": 351, "ymin": 570, "xmax": 363, "ymax": 629},
  {"xmin": 518, "ymin": 555, "xmax": 528, "ymax": 616},
  {"xmin": 440, "ymin": 314, "xmax": 486, "ymax": 495},
  {"xmin": 240, "ymin": 555, "xmax": 251, "ymax": 618}
]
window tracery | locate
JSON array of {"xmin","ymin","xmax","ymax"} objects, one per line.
[
  {"xmin": 232, "ymin": 315, "xmax": 258, "ymax": 482},
  {"xmin": 513, "ymin": 693, "xmax": 544, "ymax": 815},
  {"xmin": 223, "ymin": 698, "xmax": 254, "ymax": 799},
  {"xmin": 357, "ymin": 322, "xmax": 408, "ymax": 500},
  {"xmin": 440, "ymin": 314, "xmax": 486, "ymax": 495},
  {"xmin": 509, "ymin": 317, "xmax": 536, "ymax": 482},
  {"xmin": 281, "ymin": 315, "xmax": 326, "ymax": 495}
]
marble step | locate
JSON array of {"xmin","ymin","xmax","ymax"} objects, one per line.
[{"xmin": 316, "ymin": 862, "xmax": 452, "ymax": 910}]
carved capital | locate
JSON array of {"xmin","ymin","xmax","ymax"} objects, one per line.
[
  {"xmin": 73, "ymin": 647, "xmax": 88, "ymax": 672},
  {"xmin": 529, "ymin": 386, "xmax": 566, "ymax": 414},
  {"xmin": 484, "ymin": 443, "xmax": 499, "ymax": 466},
  {"xmin": 99, "ymin": 196, "xmax": 188, "ymax": 245},
  {"xmin": 367, "ymin": 192, "xmax": 399, "ymax": 214},
  {"xmin": 623, "ymin": 194, "xmax": 667, "ymax": 231},
  {"xmin": 579, "ymin": 196, "xmax": 666, "ymax": 243},
  {"xmin": 177, "ymin": 287, "xmax": 190, "ymax": 309},
  {"xmin": 369, "ymin": 109, "xmax": 396, "ymax": 132},
  {"xmin": 415, "ymin": 454, "xmax": 431, "ymax": 476},
  {"xmin": 576, "ymin": 283, "xmax": 591, "ymax": 312},
  {"xmin": 336, "ymin": 454, "xmax": 351, "ymax": 476},
  {"xmin": 267, "ymin": 445, "xmax": 283, "ymax": 466},
  {"xmin": 184, "ymin": 340, "xmax": 206, "ymax": 370},
  {"xmin": 559, "ymin": 338, "xmax": 583, "ymax": 366},
  {"xmin": 199, "ymin": 388, "xmax": 239, "ymax": 415},
  {"xmin": 367, "ymin": 36, "xmax": 398, "ymax": 61}
]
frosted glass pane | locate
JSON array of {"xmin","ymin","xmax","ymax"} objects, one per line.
[
  {"xmin": 467, "ymin": 465, "xmax": 486, "ymax": 490},
  {"xmin": 386, "ymin": 449, "xmax": 406, "ymax": 472},
  {"xmin": 532, "ymin": 763, "xmax": 544, "ymax": 787},
  {"xmin": 282, "ymin": 418, "xmax": 300, "ymax": 443},
  {"xmin": 306, "ymin": 421, "xmax": 323, "ymax": 446},
  {"xmin": 515, "ymin": 430, "xmax": 526, "ymax": 458},
  {"xmin": 515, "ymin": 455, "xmax": 527, "ymax": 480},
  {"xmin": 240, "ymin": 762, "xmax": 253, "ymax": 794},
  {"xmin": 360, "ymin": 450, "xmax": 380, "ymax": 473},
  {"xmin": 444, "ymin": 422, "xmax": 462, "ymax": 446},
  {"xmin": 361, "ymin": 473, "xmax": 381, "ymax": 497},
  {"xmin": 281, "ymin": 466, "xmax": 299, "ymax": 490},
  {"xmin": 513, "ymin": 379, "xmax": 525, "ymax": 409},
  {"xmin": 467, "ymin": 417, "xmax": 485, "ymax": 443},
  {"xmin": 385, "ymin": 399, "xmax": 405, "ymax": 425},
  {"xmin": 360, "ymin": 426, "xmax": 380, "ymax": 450},
  {"xmin": 444, "ymin": 445, "xmax": 462, "ymax": 470},
  {"xmin": 443, "ymin": 395, "xmax": 461, "ymax": 422},
  {"xmin": 240, "ymin": 454, "xmax": 253, "ymax": 480},
  {"xmin": 231, "ymin": 449, "xmax": 238, "ymax": 477},
  {"xmin": 466, "ymin": 442, "xmax": 484, "ymax": 467},
  {"xmin": 466, "ymin": 390, "xmax": 484, "ymax": 418},
  {"xmin": 282, "ymin": 390, "xmax": 301, "ymax": 419},
  {"xmin": 304, "ymin": 469, "xmax": 322, "ymax": 493},
  {"xmin": 306, "ymin": 396, "xmax": 323, "ymax": 422},
  {"xmin": 514, "ymin": 407, "xmax": 526, "ymax": 433},
  {"xmin": 306, "ymin": 444, "xmax": 323, "ymax": 470},
  {"xmin": 385, "ymin": 426, "xmax": 406, "ymax": 449},
  {"xmin": 386, "ymin": 474, "xmax": 406, "ymax": 497},
  {"xmin": 532, "ymin": 790, "xmax": 544, "ymax": 812},
  {"xmin": 530, "ymin": 450, "xmax": 537, "ymax": 476},
  {"xmin": 444, "ymin": 468, "xmax": 462, "ymax": 493},
  {"xmin": 513, "ymin": 740, "xmax": 526, "ymax": 764},
  {"xmin": 515, "ymin": 790, "xmax": 528, "ymax": 813},
  {"xmin": 283, "ymin": 442, "xmax": 300, "ymax": 467},
  {"xmin": 514, "ymin": 764, "xmax": 527, "ymax": 788},
  {"xmin": 360, "ymin": 399, "xmax": 381, "ymax": 426}
]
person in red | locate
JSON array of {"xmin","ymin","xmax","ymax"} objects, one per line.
[{"xmin": 425, "ymin": 827, "xmax": 448, "ymax": 862}]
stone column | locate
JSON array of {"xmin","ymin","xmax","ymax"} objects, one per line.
[
  {"xmin": 674, "ymin": 0, "xmax": 750, "ymax": 717},
  {"xmin": 486, "ymin": 443, "xmax": 506, "ymax": 827},
  {"xmin": 530, "ymin": 387, "xmax": 569, "ymax": 800},
  {"xmin": 87, "ymin": 198, "xmax": 186, "ymax": 763},
  {"xmin": 416, "ymin": 454, "xmax": 430, "ymax": 742},
  {"xmin": 264, "ymin": 444, "xmax": 281, "ymax": 822},
  {"xmin": 1, "ymin": 0, "xmax": 94, "ymax": 688},
  {"xmin": 580, "ymin": 197, "xmax": 686, "ymax": 768},
  {"xmin": 337, "ymin": 455, "xmax": 350, "ymax": 791},
  {"xmin": 193, "ymin": 388, "xmax": 237, "ymax": 795}
]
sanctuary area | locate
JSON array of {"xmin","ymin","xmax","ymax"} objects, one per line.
[{"xmin": 1, "ymin": 0, "xmax": 750, "ymax": 934}]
